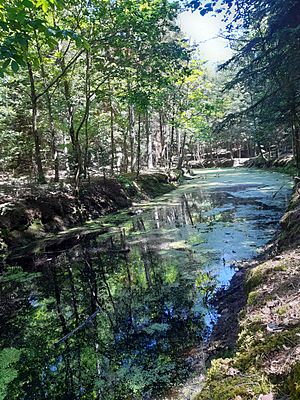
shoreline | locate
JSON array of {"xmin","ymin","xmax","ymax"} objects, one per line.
[
  {"xmin": 0, "ymin": 171, "xmax": 181, "ymax": 256},
  {"xmin": 195, "ymin": 168, "xmax": 300, "ymax": 400}
]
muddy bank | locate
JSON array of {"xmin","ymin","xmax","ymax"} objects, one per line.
[
  {"xmin": 196, "ymin": 181, "xmax": 300, "ymax": 399},
  {"xmin": 0, "ymin": 172, "xmax": 180, "ymax": 251}
]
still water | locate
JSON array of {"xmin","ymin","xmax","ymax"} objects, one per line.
[{"xmin": 0, "ymin": 168, "xmax": 292, "ymax": 400}]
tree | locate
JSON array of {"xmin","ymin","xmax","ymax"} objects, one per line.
[{"xmin": 189, "ymin": 0, "xmax": 300, "ymax": 170}]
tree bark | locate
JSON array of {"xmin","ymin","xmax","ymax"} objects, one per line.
[
  {"xmin": 128, "ymin": 104, "xmax": 136, "ymax": 172},
  {"xmin": 60, "ymin": 55, "xmax": 82, "ymax": 195},
  {"xmin": 35, "ymin": 40, "xmax": 59, "ymax": 182},
  {"xmin": 177, "ymin": 131, "xmax": 187, "ymax": 169},
  {"xmin": 27, "ymin": 62, "xmax": 46, "ymax": 184},
  {"xmin": 136, "ymin": 114, "xmax": 141, "ymax": 177},
  {"xmin": 145, "ymin": 111, "xmax": 153, "ymax": 169}
]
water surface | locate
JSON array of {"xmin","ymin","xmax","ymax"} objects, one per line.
[{"xmin": 0, "ymin": 168, "xmax": 292, "ymax": 400}]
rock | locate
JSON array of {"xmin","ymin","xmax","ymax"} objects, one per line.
[
  {"xmin": 203, "ymin": 160, "xmax": 216, "ymax": 168},
  {"xmin": 258, "ymin": 394, "xmax": 273, "ymax": 400},
  {"xmin": 267, "ymin": 322, "xmax": 282, "ymax": 332},
  {"xmin": 217, "ymin": 158, "xmax": 234, "ymax": 168}
]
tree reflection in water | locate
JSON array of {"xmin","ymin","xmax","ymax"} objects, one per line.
[
  {"xmin": 0, "ymin": 169, "xmax": 292, "ymax": 399},
  {"xmin": 0, "ymin": 240, "xmax": 209, "ymax": 399}
]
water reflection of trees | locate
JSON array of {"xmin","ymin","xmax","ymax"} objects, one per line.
[{"xmin": 0, "ymin": 240, "xmax": 210, "ymax": 399}]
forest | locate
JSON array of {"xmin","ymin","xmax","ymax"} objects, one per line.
[
  {"xmin": 0, "ymin": 0, "xmax": 300, "ymax": 400},
  {"xmin": 0, "ymin": 0, "xmax": 299, "ymax": 190}
]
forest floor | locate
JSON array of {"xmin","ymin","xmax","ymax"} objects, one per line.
[
  {"xmin": 195, "ymin": 183, "xmax": 300, "ymax": 399},
  {"xmin": 0, "ymin": 170, "xmax": 181, "ymax": 254}
]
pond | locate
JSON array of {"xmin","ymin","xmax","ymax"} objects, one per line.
[{"xmin": 0, "ymin": 168, "xmax": 293, "ymax": 400}]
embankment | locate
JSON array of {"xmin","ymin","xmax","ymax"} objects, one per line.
[
  {"xmin": 196, "ymin": 174, "xmax": 300, "ymax": 399},
  {"xmin": 244, "ymin": 154, "xmax": 297, "ymax": 176},
  {"xmin": 0, "ymin": 172, "xmax": 179, "ymax": 252}
]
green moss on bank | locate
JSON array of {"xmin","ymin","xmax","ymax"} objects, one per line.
[
  {"xmin": 270, "ymin": 164, "xmax": 298, "ymax": 176},
  {"xmin": 196, "ymin": 251, "xmax": 300, "ymax": 400},
  {"xmin": 0, "ymin": 172, "xmax": 179, "ymax": 250},
  {"xmin": 117, "ymin": 172, "xmax": 178, "ymax": 199},
  {"xmin": 196, "ymin": 358, "xmax": 270, "ymax": 400}
]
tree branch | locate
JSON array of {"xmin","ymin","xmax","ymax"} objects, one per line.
[{"xmin": 36, "ymin": 49, "xmax": 84, "ymax": 101}]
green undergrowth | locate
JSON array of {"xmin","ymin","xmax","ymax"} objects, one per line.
[
  {"xmin": 236, "ymin": 326, "xmax": 300, "ymax": 370},
  {"xmin": 196, "ymin": 358, "xmax": 270, "ymax": 400},
  {"xmin": 287, "ymin": 362, "xmax": 300, "ymax": 399},
  {"xmin": 270, "ymin": 164, "xmax": 298, "ymax": 176},
  {"xmin": 196, "ymin": 257, "xmax": 300, "ymax": 400},
  {"xmin": 246, "ymin": 263, "xmax": 287, "ymax": 291},
  {"xmin": 117, "ymin": 172, "xmax": 177, "ymax": 198}
]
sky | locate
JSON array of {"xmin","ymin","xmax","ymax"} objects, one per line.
[{"xmin": 178, "ymin": 10, "xmax": 233, "ymax": 65}]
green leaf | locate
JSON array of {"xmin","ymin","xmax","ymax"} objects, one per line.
[
  {"xmin": 22, "ymin": 0, "xmax": 33, "ymax": 7},
  {"xmin": 0, "ymin": 21, "xmax": 8, "ymax": 31},
  {"xmin": 15, "ymin": 34, "xmax": 28, "ymax": 47},
  {"xmin": 0, "ymin": 348, "xmax": 21, "ymax": 400},
  {"xmin": 11, "ymin": 60, "xmax": 19, "ymax": 73},
  {"xmin": 2, "ymin": 59, "xmax": 10, "ymax": 69}
]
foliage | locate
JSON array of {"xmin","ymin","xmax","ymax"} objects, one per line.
[
  {"xmin": 189, "ymin": 0, "xmax": 300, "ymax": 170},
  {"xmin": 0, "ymin": 348, "xmax": 21, "ymax": 400}
]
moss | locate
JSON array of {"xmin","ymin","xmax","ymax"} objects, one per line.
[
  {"xmin": 287, "ymin": 362, "xmax": 300, "ymax": 400},
  {"xmin": 277, "ymin": 305, "xmax": 288, "ymax": 316},
  {"xmin": 247, "ymin": 290, "xmax": 259, "ymax": 306},
  {"xmin": 196, "ymin": 358, "xmax": 270, "ymax": 400},
  {"xmin": 270, "ymin": 164, "xmax": 298, "ymax": 177},
  {"xmin": 117, "ymin": 173, "xmax": 176, "ymax": 199},
  {"xmin": 246, "ymin": 263, "xmax": 269, "ymax": 290},
  {"xmin": 27, "ymin": 218, "xmax": 44, "ymax": 232},
  {"xmin": 236, "ymin": 328, "xmax": 300, "ymax": 370},
  {"xmin": 136, "ymin": 174, "xmax": 176, "ymax": 197},
  {"xmin": 273, "ymin": 264, "xmax": 288, "ymax": 272},
  {"xmin": 246, "ymin": 263, "xmax": 287, "ymax": 292},
  {"xmin": 0, "ymin": 227, "xmax": 9, "ymax": 239}
]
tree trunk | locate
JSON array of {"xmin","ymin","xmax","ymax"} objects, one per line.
[
  {"xmin": 122, "ymin": 128, "xmax": 129, "ymax": 173},
  {"xmin": 27, "ymin": 62, "xmax": 46, "ymax": 184},
  {"xmin": 60, "ymin": 56, "xmax": 82, "ymax": 195},
  {"xmin": 83, "ymin": 51, "xmax": 91, "ymax": 179},
  {"xmin": 35, "ymin": 38, "xmax": 59, "ymax": 182},
  {"xmin": 293, "ymin": 123, "xmax": 300, "ymax": 174},
  {"xmin": 128, "ymin": 104, "xmax": 136, "ymax": 172},
  {"xmin": 145, "ymin": 111, "xmax": 153, "ymax": 169},
  {"xmin": 168, "ymin": 106, "xmax": 175, "ymax": 169},
  {"xmin": 177, "ymin": 131, "xmax": 187, "ymax": 170},
  {"xmin": 136, "ymin": 114, "xmax": 141, "ymax": 177},
  {"xmin": 159, "ymin": 111, "xmax": 165, "ymax": 166},
  {"xmin": 109, "ymin": 80, "xmax": 115, "ymax": 175}
]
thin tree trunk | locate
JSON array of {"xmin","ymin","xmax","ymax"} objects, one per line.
[
  {"xmin": 27, "ymin": 62, "xmax": 46, "ymax": 184},
  {"xmin": 60, "ymin": 55, "xmax": 82, "ymax": 195},
  {"xmin": 293, "ymin": 123, "xmax": 300, "ymax": 174},
  {"xmin": 109, "ymin": 80, "xmax": 115, "ymax": 175},
  {"xmin": 35, "ymin": 36, "xmax": 59, "ymax": 182},
  {"xmin": 83, "ymin": 51, "xmax": 91, "ymax": 179},
  {"xmin": 136, "ymin": 114, "xmax": 141, "ymax": 177},
  {"xmin": 159, "ymin": 111, "xmax": 165, "ymax": 166},
  {"xmin": 128, "ymin": 104, "xmax": 136, "ymax": 172},
  {"xmin": 122, "ymin": 128, "xmax": 129, "ymax": 173},
  {"xmin": 145, "ymin": 111, "xmax": 153, "ymax": 169},
  {"xmin": 168, "ymin": 105, "xmax": 175, "ymax": 169},
  {"xmin": 177, "ymin": 131, "xmax": 187, "ymax": 169}
]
